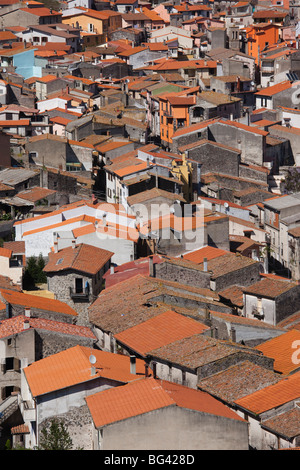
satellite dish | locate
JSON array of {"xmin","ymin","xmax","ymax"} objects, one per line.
[
  {"xmin": 224, "ymin": 202, "xmax": 229, "ymax": 208},
  {"xmin": 89, "ymin": 354, "xmax": 96, "ymax": 365}
]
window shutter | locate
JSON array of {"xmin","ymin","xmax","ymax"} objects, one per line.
[{"xmin": 13, "ymin": 358, "xmax": 21, "ymax": 372}]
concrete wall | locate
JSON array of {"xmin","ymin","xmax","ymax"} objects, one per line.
[
  {"xmin": 36, "ymin": 376, "xmax": 121, "ymax": 449},
  {"xmin": 0, "ymin": 328, "xmax": 35, "ymax": 401},
  {"xmin": 99, "ymin": 405, "xmax": 249, "ymax": 450},
  {"xmin": 209, "ymin": 122, "xmax": 265, "ymax": 167}
]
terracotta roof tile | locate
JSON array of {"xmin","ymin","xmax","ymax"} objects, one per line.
[
  {"xmin": 3, "ymin": 241, "xmax": 25, "ymax": 254},
  {"xmin": 198, "ymin": 361, "xmax": 281, "ymax": 404},
  {"xmin": 17, "ymin": 187, "xmax": 56, "ymax": 202},
  {"xmin": 11, "ymin": 424, "xmax": 30, "ymax": 435},
  {"xmin": 0, "ymin": 247, "xmax": 12, "ymax": 258},
  {"xmin": 0, "ymin": 315, "xmax": 96, "ymax": 340},
  {"xmin": 24, "ymin": 345, "xmax": 148, "ymax": 397},
  {"xmin": 255, "ymin": 330, "xmax": 300, "ymax": 375},
  {"xmin": 196, "ymin": 252, "xmax": 259, "ymax": 279},
  {"xmin": 183, "ymin": 246, "xmax": 228, "ymax": 264},
  {"xmin": 44, "ymin": 243, "xmax": 113, "ymax": 275},
  {"xmin": 218, "ymin": 284, "xmax": 245, "ymax": 307},
  {"xmin": 255, "ymin": 81, "xmax": 292, "ymax": 97},
  {"xmin": 0, "ymin": 289, "xmax": 77, "ymax": 317},
  {"xmin": 114, "ymin": 310, "xmax": 209, "ymax": 356},
  {"xmin": 148, "ymin": 334, "xmax": 261, "ymax": 370},
  {"xmin": 86, "ymin": 377, "xmax": 244, "ymax": 429},
  {"xmin": 243, "ymin": 278, "xmax": 298, "ymax": 299},
  {"xmin": 235, "ymin": 371, "xmax": 300, "ymax": 414},
  {"xmin": 261, "ymin": 407, "xmax": 300, "ymax": 439}
]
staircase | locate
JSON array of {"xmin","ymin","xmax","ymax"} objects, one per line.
[{"xmin": 0, "ymin": 395, "xmax": 19, "ymax": 426}]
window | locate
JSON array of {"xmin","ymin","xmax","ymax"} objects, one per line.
[
  {"xmin": 88, "ymin": 23, "xmax": 94, "ymax": 32},
  {"xmin": 75, "ymin": 278, "xmax": 83, "ymax": 294}
]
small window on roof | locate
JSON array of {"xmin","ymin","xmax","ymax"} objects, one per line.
[{"xmin": 56, "ymin": 258, "xmax": 63, "ymax": 265}]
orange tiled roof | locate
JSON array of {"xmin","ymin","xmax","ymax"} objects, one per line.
[
  {"xmin": 24, "ymin": 345, "xmax": 148, "ymax": 397},
  {"xmin": 114, "ymin": 310, "xmax": 209, "ymax": 356},
  {"xmin": 0, "ymin": 315, "xmax": 96, "ymax": 340},
  {"xmin": 0, "ymin": 247, "xmax": 12, "ymax": 258},
  {"xmin": 3, "ymin": 241, "xmax": 25, "ymax": 254},
  {"xmin": 183, "ymin": 246, "xmax": 228, "ymax": 264},
  {"xmin": 243, "ymin": 278, "xmax": 298, "ymax": 299},
  {"xmin": 11, "ymin": 424, "xmax": 30, "ymax": 435},
  {"xmin": 235, "ymin": 371, "xmax": 300, "ymax": 414},
  {"xmin": 114, "ymin": 160, "xmax": 149, "ymax": 177},
  {"xmin": 17, "ymin": 186, "xmax": 56, "ymax": 202},
  {"xmin": 44, "ymin": 243, "xmax": 113, "ymax": 275},
  {"xmin": 21, "ymin": 214, "xmax": 96, "ymax": 237},
  {"xmin": 86, "ymin": 376, "xmax": 244, "ymax": 429},
  {"xmin": 20, "ymin": 6, "xmax": 61, "ymax": 16},
  {"xmin": 255, "ymin": 81, "xmax": 292, "ymax": 97},
  {"xmin": 172, "ymin": 118, "xmax": 220, "ymax": 138},
  {"xmin": 255, "ymin": 329, "xmax": 300, "ymax": 375},
  {"xmin": 0, "ymin": 289, "xmax": 77, "ymax": 317},
  {"xmin": 50, "ymin": 116, "xmax": 72, "ymax": 126}
]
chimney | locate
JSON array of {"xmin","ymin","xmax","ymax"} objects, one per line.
[
  {"xmin": 230, "ymin": 326, "xmax": 236, "ymax": 342},
  {"xmin": 152, "ymin": 361, "xmax": 157, "ymax": 379},
  {"xmin": 203, "ymin": 257, "xmax": 208, "ymax": 272},
  {"xmin": 205, "ymin": 307, "xmax": 210, "ymax": 321},
  {"xmin": 130, "ymin": 355, "xmax": 136, "ymax": 374},
  {"xmin": 25, "ymin": 307, "xmax": 31, "ymax": 318},
  {"xmin": 54, "ymin": 241, "xmax": 58, "ymax": 253},
  {"xmin": 149, "ymin": 256, "xmax": 155, "ymax": 277},
  {"xmin": 110, "ymin": 265, "xmax": 114, "ymax": 274},
  {"xmin": 23, "ymin": 319, "xmax": 30, "ymax": 330},
  {"xmin": 72, "ymin": 239, "xmax": 76, "ymax": 249},
  {"xmin": 6, "ymin": 303, "xmax": 11, "ymax": 319}
]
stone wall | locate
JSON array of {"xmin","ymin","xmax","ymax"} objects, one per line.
[
  {"xmin": 239, "ymin": 163, "xmax": 268, "ymax": 184},
  {"xmin": 171, "ymin": 126, "xmax": 210, "ymax": 153},
  {"xmin": 212, "ymin": 261, "xmax": 261, "ymax": 292},
  {"xmin": 34, "ymin": 329, "xmax": 95, "ymax": 359},
  {"xmin": 197, "ymin": 350, "xmax": 274, "ymax": 380},
  {"xmin": 39, "ymin": 404, "xmax": 94, "ymax": 450},
  {"xmin": 154, "ymin": 260, "xmax": 211, "ymax": 289},
  {"xmin": 185, "ymin": 142, "xmax": 241, "ymax": 177},
  {"xmin": 46, "ymin": 267, "xmax": 107, "ymax": 326},
  {"xmin": 275, "ymin": 285, "xmax": 300, "ymax": 324}
]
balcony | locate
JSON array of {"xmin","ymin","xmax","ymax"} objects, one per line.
[{"xmin": 69, "ymin": 287, "xmax": 90, "ymax": 300}]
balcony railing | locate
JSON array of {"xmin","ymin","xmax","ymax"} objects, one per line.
[{"xmin": 69, "ymin": 287, "xmax": 90, "ymax": 300}]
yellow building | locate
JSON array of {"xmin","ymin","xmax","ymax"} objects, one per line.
[
  {"xmin": 171, "ymin": 153, "xmax": 193, "ymax": 203},
  {"xmin": 62, "ymin": 8, "xmax": 122, "ymax": 41}
]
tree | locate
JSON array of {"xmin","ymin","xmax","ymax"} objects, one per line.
[
  {"xmin": 38, "ymin": 419, "xmax": 73, "ymax": 451},
  {"xmin": 283, "ymin": 168, "xmax": 300, "ymax": 193},
  {"xmin": 36, "ymin": 254, "xmax": 47, "ymax": 284},
  {"xmin": 23, "ymin": 254, "xmax": 47, "ymax": 289}
]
